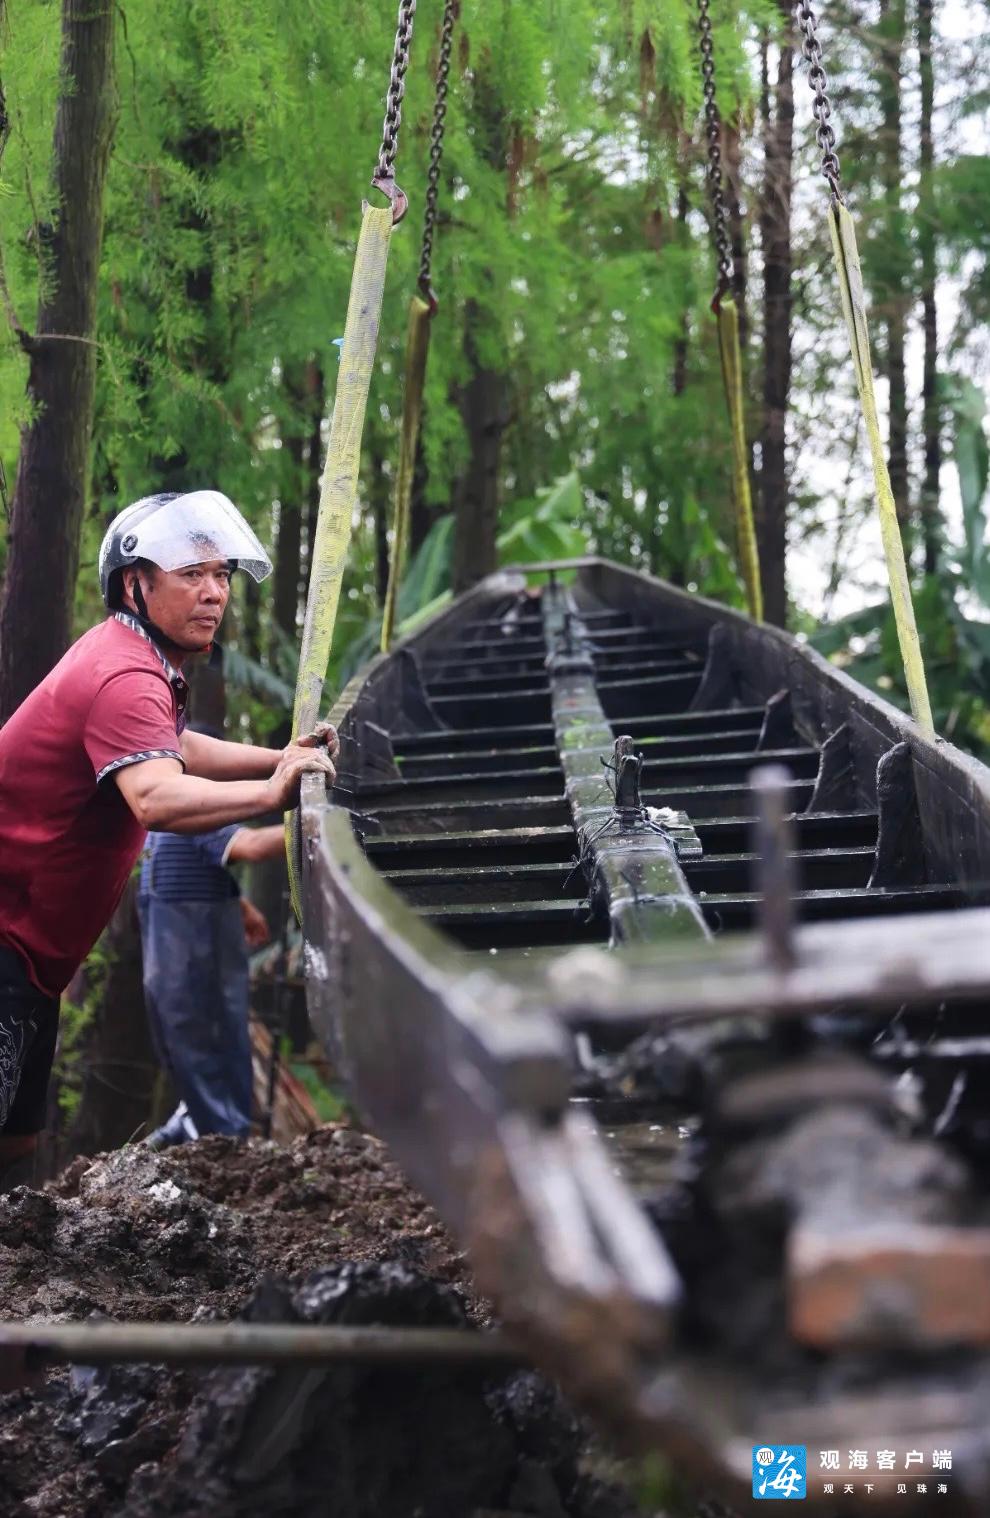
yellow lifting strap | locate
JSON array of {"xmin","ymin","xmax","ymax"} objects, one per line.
[
  {"xmin": 380, "ymin": 293, "xmax": 433, "ymax": 651},
  {"xmin": 286, "ymin": 201, "xmax": 395, "ymax": 913},
  {"xmin": 828, "ymin": 202, "xmax": 935, "ymax": 738},
  {"xmin": 715, "ymin": 296, "xmax": 763, "ymax": 623}
]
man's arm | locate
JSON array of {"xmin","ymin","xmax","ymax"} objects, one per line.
[
  {"xmin": 114, "ymin": 746, "xmax": 334, "ymax": 832},
  {"xmin": 225, "ymin": 823, "xmax": 286, "ymax": 864},
  {"xmin": 240, "ymin": 897, "xmax": 271, "ymax": 948},
  {"xmin": 181, "ymin": 722, "xmax": 340, "ymax": 781},
  {"xmin": 180, "ymin": 731, "xmax": 278, "ymax": 781}
]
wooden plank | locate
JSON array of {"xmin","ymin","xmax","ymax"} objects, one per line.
[
  {"xmin": 530, "ymin": 906, "xmax": 990, "ymax": 1032},
  {"xmin": 543, "ymin": 586, "xmax": 710, "ymax": 949}
]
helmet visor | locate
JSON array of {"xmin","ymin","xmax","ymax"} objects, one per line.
[{"xmin": 121, "ymin": 490, "xmax": 272, "ymax": 582}]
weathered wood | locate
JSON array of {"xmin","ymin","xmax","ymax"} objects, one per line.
[
  {"xmin": 688, "ymin": 625, "xmax": 738, "ymax": 712},
  {"xmin": 805, "ymin": 721, "xmax": 858, "ymax": 812},
  {"xmin": 296, "ymin": 556, "xmax": 990, "ymax": 1505},
  {"xmin": 790, "ymin": 1222, "xmax": 990, "ymax": 1349},
  {"xmin": 869, "ymin": 742, "xmax": 928, "ymax": 888},
  {"xmin": 756, "ymin": 688, "xmax": 796, "ymax": 750},
  {"xmin": 543, "ymin": 586, "xmax": 710, "ymax": 949},
  {"xmin": 577, "ymin": 557, "xmax": 990, "ymax": 889},
  {"xmin": 529, "ymin": 907, "xmax": 990, "ymax": 1032}
]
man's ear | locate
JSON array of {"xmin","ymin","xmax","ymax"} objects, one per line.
[
  {"xmin": 120, "ymin": 563, "xmax": 153, "ymax": 610},
  {"xmin": 121, "ymin": 565, "xmax": 139, "ymax": 606}
]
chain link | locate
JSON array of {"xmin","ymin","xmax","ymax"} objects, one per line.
[
  {"xmin": 418, "ymin": 0, "xmax": 456, "ymax": 301},
  {"xmin": 373, "ymin": 0, "xmax": 418, "ymax": 219},
  {"xmin": 696, "ymin": 0, "xmax": 733, "ymax": 305},
  {"xmin": 794, "ymin": 0, "xmax": 843, "ymax": 202}
]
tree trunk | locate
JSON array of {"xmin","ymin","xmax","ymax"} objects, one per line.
[
  {"xmin": 408, "ymin": 444, "xmax": 437, "ymax": 561},
  {"xmin": 0, "ymin": 0, "xmax": 117, "ymax": 721},
  {"xmin": 758, "ymin": 14, "xmax": 794, "ymax": 628},
  {"xmin": 724, "ymin": 118, "xmax": 750, "ymax": 354},
  {"xmin": 452, "ymin": 299, "xmax": 508, "ymax": 593},
  {"xmin": 452, "ymin": 69, "xmax": 512, "ymax": 595},
  {"xmin": 273, "ymin": 370, "xmax": 307, "ymax": 648},
  {"xmin": 371, "ymin": 451, "xmax": 391, "ymax": 608},
  {"xmin": 66, "ymin": 881, "xmax": 160, "ymax": 1159},
  {"xmin": 672, "ymin": 176, "xmax": 690, "ymax": 401},
  {"xmin": 657, "ymin": 174, "xmax": 690, "ymax": 585},
  {"xmin": 877, "ymin": 0, "xmax": 911, "ymax": 538},
  {"xmin": 918, "ymin": 0, "xmax": 941, "ymax": 573},
  {"xmin": 303, "ymin": 362, "xmax": 325, "ymax": 598}
]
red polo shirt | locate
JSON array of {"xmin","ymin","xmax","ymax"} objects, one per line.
[{"xmin": 0, "ymin": 614, "xmax": 188, "ymax": 996}]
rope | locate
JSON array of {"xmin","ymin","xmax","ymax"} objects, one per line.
[{"xmin": 716, "ymin": 298, "xmax": 763, "ymax": 621}]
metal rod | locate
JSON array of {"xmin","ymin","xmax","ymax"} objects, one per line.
[
  {"xmin": 752, "ymin": 764, "xmax": 798, "ymax": 972},
  {"xmin": 0, "ymin": 1321, "xmax": 524, "ymax": 1371}
]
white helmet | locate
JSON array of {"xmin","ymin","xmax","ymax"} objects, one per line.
[{"xmin": 99, "ymin": 489, "xmax": 272, "ymax": 607}]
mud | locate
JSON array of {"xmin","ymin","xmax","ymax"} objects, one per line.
[{"xmin": 0, "ymin": 1128, "xmax": 646, "ymax": 1518}]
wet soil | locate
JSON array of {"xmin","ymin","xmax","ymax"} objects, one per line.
[{"xmin": 0, "ymin": 1127, "xmax": 650, "ymax": 1518}]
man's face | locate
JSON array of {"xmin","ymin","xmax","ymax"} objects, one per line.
[{"xmin": 122, "ymin": 559, "xmax": 232, "ymax": 651}]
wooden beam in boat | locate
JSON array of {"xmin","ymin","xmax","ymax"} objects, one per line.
[
  {"xmin": 520, "ymin": 906, "xmax": 990, "ymax": 1032},
  {"xmin": 542, "ymin": 585, "xmax": 710, "ymax": 948}
]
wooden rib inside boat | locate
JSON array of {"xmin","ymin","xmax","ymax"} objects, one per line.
[{"xmin": 298, "ymin": 557, "xmax": 990, "ymax": 1511}]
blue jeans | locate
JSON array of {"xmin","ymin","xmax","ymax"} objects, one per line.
[{"xmin": 137, "ymin": 895, "xmax": 252, "ymax": 1137}]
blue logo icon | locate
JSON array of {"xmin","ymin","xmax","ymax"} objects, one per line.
[{"xmin": 753, "ymin": 1446, "xmax": 807, "ymax": 1499}]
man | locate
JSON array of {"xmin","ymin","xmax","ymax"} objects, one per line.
[
  {"xmin": 138, "ymin": 808, "xmax": 286, "ymax": 1148},
  {"xmin": 0, "ymin": 488, "xmax": 336, "ymax": 1187}
]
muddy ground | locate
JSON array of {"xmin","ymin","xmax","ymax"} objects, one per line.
[{"xmin": 0, "ymin": 1126, "xmax": 690, "ymax": 1518}]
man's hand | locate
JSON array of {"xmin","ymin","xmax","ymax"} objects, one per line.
[
  {"xmin": 265, "ymin": 742, "xmax": 336, "ymax": 811},
  {"xmin": 240, "ymin": 897, "xmax": 271, "ymax": 948},
  {"xmin": 296, "ymin": 719, "xmax": 340, "ymax": 763}
]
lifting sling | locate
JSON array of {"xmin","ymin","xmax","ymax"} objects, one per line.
[
  {"xmin": 696, "ymin": 0, "xmax": 764, "ymax": 622},
  {"xmin": 716, "ymin": 296, "xmax": 763, "ymax": 622},
  {"xmin": 381, "ymin": 0, "xmax": 457, "ymax": 652},
  {"xmin": 288, "ymin": 0, "xmax": 419, "ymax": 912},
  {"xmin": 796, "ymin": 0, "xmax": 934, "ymax": 736}
]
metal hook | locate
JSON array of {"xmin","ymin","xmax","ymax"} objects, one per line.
[{"xmin": 370, "ymin": 171, "xmax": 409, "ymax": 226}]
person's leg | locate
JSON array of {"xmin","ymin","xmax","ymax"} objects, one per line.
[
  {"xmin": 216, "ymin": 899, "xmax": 253, "ymax": 1136},
  {"xmin": 149, "ymin": 900, "xmax": 250, "ymax": 1138},
  {"xmin": 143, "ymin": 1101, "xmax": 198, "ymax": 1150},
  {"xmin": 0, "ymin": 946, "xmax": 58, "ymax": 1191}
]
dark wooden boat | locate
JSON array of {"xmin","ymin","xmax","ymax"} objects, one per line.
[{"xmin": 298, "ymin": 558, "xmax": 990, "ymax": 1511}]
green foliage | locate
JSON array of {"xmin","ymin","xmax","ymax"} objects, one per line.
[
  {"xmin": 497, "ymin": 472, "xmax": 586, "ymax": 564},
  {"xmin": 289, "ymin": 1057, "xmax": 349, "ymax": 1125},
  {"xmin": 55, "ymin": 935, "xmax": 115, "ymax": 1122},
  {"xmin": 947, "ymin": 376, "xmax": 990, "ymax": 602},
  {"xmin": 0, "ymin": 0, "xmax": 762, "ymax": 717},
  {"xmin": 0, "ymin": 0, "xmax": 987, "ymax": 747}
]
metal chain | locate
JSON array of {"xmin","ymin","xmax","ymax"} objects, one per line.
[
  {"xmin": 418, "ymin": 0, "xmax": 457, "ymax": 304},
  {"xmin": 373, "ymin": 0, "xmax": 418, "ymax": 221},
  {"xmin": 696, "ymin": 0, "xmax": 733, "ymax": 305},
  {"xmin": 794, "ymin": 0, "xmax": 843, "ymax": 202}
]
